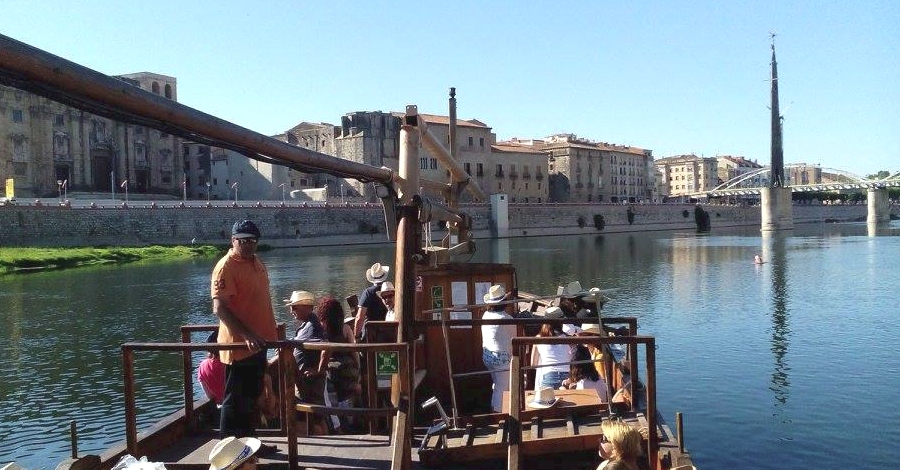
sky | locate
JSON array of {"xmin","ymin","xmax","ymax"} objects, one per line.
[{"xmin": 2, "ymin": 1, "xmax": 898, "ymax": 176}]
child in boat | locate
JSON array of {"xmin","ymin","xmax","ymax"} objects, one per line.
[{"xmin": 561, "ymin": 345, "xmax": 609, "ymax": 402}]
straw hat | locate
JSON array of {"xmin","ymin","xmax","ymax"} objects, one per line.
[
  {"xmin": 208, "ymin": 436, "xmax": 261, "ymax": 470},
  {"xmin": 379, "ymin": 281, "xmax": 395, "ymax": 294},
  {"xmin": 365, "ymin": 263, "xmax": 390, "ymax": 284},
  {"xmin": 528, "ymin": 387, "xmax": 560, "ymax": 409},
  {"xmin": 483, "ymin": 285, "xmax": 506, "ymax": 304},
  {"xmin": 579, "ymin": 324, "xmax": 602, "ymax": 335},
  {"xmin": 560, "ymin": 281, "xmax": 586, "ymax": 299},
  {"xmin": 544, "ymin": 306, "xmax": 564, "ymax": 319},
  {"xmin": 283, "ymin": 290, "xmax": 315, "ymax": 306}
]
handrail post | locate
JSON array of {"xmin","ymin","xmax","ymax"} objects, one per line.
[
  {"xmin": 507, "ymin": 354, "xmax": 522, "ymax": 470},
  {"xmin": 122, "ymin": 346, "xmax": 138, "ymax": 456},
  {"xmin": 280, "ymin": 345, "xmax": 298, "ymax": 470},
  {"xmin": 391, "ymin": 343, "xmax": 411, "ymax": 470},
  {"xmin": 646, "ymin": 337, "xmax": 659, "ymax": 470},
  {"xmin": 180, "ymin": 327, "xmax": 194, "ymax": 432}
]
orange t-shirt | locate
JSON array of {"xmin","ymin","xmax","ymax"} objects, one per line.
[{"xmin": 211, "ymin": 250, "xmax": 277, "ymax": 364}]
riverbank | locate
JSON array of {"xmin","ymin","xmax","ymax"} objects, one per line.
[
  {"xmin": 0, "ymin": 245, "xmax": 221, "ymax": 275},
  {"xmin": 0, "ymin": 202, "xmax": 889, "ymax": 247}
]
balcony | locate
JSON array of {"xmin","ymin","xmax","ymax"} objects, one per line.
[
  {"xmin": 508, "ymin": 172, "xmax": 518, "ymax": 179},
  {"xmin": 495, "ymin": 171, "xmax": 504, "ymax": 178},
  {"xmin": 535, "ymin": 173, "xmax": 544, "ymax": 180},
  {"xmin": 522, "ymin": 173, "xmax": 531, "ymax": 180}
]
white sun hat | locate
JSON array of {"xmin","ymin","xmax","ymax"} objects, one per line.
[
  {"xmin": 208, "ymin": 436, "xmax": 261, "ymax": 470},
  {"xmin": 560, "ymin": 281, "xmax": 587, "ymax": 299},
  {"xmin": 283, "ymin": 290, "xmax": 315, "ymax": 306},
  {"xmin": 365, "ymin": 263, "xmax": 390, "ymax": 284},
  {"xmin": 528, "ymin": 387, "xmax": 560, "ymax": 409},
  {"xmin": 483, "ymin": 284, "xmax": 506, "ymax": 304}
]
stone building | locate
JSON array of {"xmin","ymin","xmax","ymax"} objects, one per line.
[
  {"xmin": 507, "ymin": 134, "xmax": 654, "ymax": 203},
  {"xmin": 489, "ymin": 143, "xmax": 548, "ymax": 203},
  {"xmin": 183, "ymin": 142, "xmax": 291, "ymax": 201},
  {"xmin": 789, "ymin": 163, "xmax": 823, "ymax": 185},
  {"xmin": 334, "ymin": 111, "xmax": 401, "ymax": 201},
  {"xmin": 716, "ymin": 155, "xmax": 763, "ymax": 186},
  {"xmin": 655, "ymin": 154, "xmax": 719, "ymax": 199},
  {"xmin": 273, "ymin": 121, "xmax": 344, "ymax": 198},
  {"xmin": 0, "ymin": 73, "xmax": 181, "ymax": 199}
]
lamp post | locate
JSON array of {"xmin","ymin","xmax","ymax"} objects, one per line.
[
  {"xmin": 206, "ymin": 182, "xmax": 211, "ymax": 202},
  {"xmin": 57, "ymin": 180, "xmax": 62, "ymax": 201},
  {"xmin": 231, "ymin": 181, "xmax": 238, "ymax": 204},
  {"xmin": 62, "ymin": 179, "xmax": 67, "ymax": 200},
  {"xmin": 279, "ymin": 182, "xmax": 286, "ymax": 202},
  {"xmin": 340, "ymin": 182, "xmax": 345, "ymax": 204}
]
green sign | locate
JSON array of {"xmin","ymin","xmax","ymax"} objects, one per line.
[{"xmin": 376, "ymin": 351, "xmax": 399, "ymax": 374}]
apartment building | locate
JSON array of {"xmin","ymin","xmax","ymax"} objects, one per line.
[
  {"xmin": 655, "ymin": 154, "xmax": 719, "ymax": 198},
  {"xmin": 0, "ymin": 73, "xmax": 181, "ymax": 198},
  {"xmin": 489, "ymin": 143, "xmax": 548, "ymax": 203}
]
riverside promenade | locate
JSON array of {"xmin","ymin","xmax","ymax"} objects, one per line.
[{"xmin": 0, "ymin": 199, "xmax": 890, "ymax": 247}]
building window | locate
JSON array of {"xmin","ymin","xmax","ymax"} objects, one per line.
[
  {"xmin": 420, "ymin": 157, "xmax": 428, "ymax": 169},
  {"xmin": 476, "ymin": 163, "xmax": 483, "ymax": 177},
  {"xmin": 430, "ymin": 158, "xmax": 437, "ymax": 170},
  {"xmin": 164, "ymin": 84, "xmax": 173, "ymax": 99},
  {"xmin": 464, "ymin": 162, "xmax": 471, "ymax": 175},
  {"xmin": 498, "ymin": 182, "xmax": 502, "ymax": 190},
  {"xmin": 468, "ymin": 136, "xmax": 473, "ymax": 147},
  {"xmin": 54, "ymin": 114, "xmax": 65, "ymax": 126},
  {"xmin": 479, "ymin": 137, "xmax": 484, "ymax": 147},
  {"xmin": 12, "ymin": 109, "xmax": 23, "ymax": 123},
  {"xmin": 151, "ymin": 82, "xmax": 160, "ymax": 94},
  {"xmin": 13, "ymin": 162, "xmax": 27, "ymax": 176},
  {"xmin": 495, "ymin": 164, "xmax": 503, "ymax": 177}
]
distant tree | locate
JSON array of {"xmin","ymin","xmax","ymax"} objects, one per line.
[{"xmin": 866, "ymin": 170, "xmax": 891, "ymax": 179}]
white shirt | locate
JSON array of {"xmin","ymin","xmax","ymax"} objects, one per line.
[{"xmin": 481, "ymin": 310, "xmax": 515, "ymax": 353}]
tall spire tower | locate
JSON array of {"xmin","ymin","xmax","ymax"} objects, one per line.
[
  {"xmin": 760, "ymin": 32, "xmax": 793, "ymax": 231},
  {"xmin": 769, "ymin": 33, "xmax": 785, "ymax": 187}
]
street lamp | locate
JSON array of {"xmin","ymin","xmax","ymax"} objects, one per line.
[
  {"xmin": 56, "ymin": 180, "xmax": 62, "ymax": 201},
  {"xmin": 231, "ymin": 181, "xmax": 238, "ymax": 204},
  {"xmin": 340, "ymin": 183, "xmax": 345, "ymax": 204},
  {"xmin": 278, "ymin": 182, "xmax": 286, "ymax": 202},
  {"xmin": 206, "ymin": 181, "xmax": 211, "ymax": 202}
]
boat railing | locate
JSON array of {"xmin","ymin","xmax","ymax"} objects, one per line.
[
  {"xmin": 508, "ymin": 334, "xmax": 659, "ymax": 470},
  {"xmin": 120, "ymin": 328, "xmax": 413, "ymax": 470}
]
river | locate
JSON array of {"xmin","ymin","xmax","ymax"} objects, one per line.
[{"xmin": 2, "ymin": 222, "xmax": 899, "ymax": 469}]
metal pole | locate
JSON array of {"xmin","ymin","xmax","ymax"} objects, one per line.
[{"xmin": 69, "ymin": 420, "xmax": 77, "ymax": 458}]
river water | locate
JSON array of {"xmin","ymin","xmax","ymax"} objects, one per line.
[{"xmin": 2, "ymin": 223, "xmax": 899, "ymax": 469}]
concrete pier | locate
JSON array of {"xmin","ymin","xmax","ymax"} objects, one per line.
[
  {"xmin": 490, "ymin": 193, "xmax": 509, "ymax": 238},
  {"xmin": 866, "ymin": 188, "xmax": 890, "ymax": 225},
  {"xmin": 761, "ymin": 187, "xmax": 794, "ymax": 232}
]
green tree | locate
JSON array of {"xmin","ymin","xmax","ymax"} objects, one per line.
[{"xmin": 866, "ymin": 170, "xmax": 891, "ymax": 179}]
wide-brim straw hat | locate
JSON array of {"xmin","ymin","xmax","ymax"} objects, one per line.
[
  {"xmin": 483, "ymin": 284, "xmax": 506, "ymax": 304},
  {"xmin": 283, "ymin": 290, "xmax": 315, "ymax": 306},
  {"xmin": 560, "ymin": 280, "xmax": 587, "ymax": 299},
  {"xmin": 209, "ymin": 436, "xmax": 261, "ymax": 470},
  {"xmin": 366, "ymin": 263, "xmax": 390, "ymax": 284},
  {"xmin": 544, "ymin": 306, "xmax": 564, "ymax": 319},
  {"xmin": 579, "ymin": 323, "xmax": 602, "ymax": 335},
  {"xmin": 528, "ymin": 387, "xmax": 560, "ymax": 409}
]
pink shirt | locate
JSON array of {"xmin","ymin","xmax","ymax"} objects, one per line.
[{"xmin": 198, "ymin": 357, "xmax": 226, "ymax": 404}]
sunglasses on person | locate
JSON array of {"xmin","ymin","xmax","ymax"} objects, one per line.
[{"xmin": 237, "ymin": 238, "xmax": 258, "ymax": 245}]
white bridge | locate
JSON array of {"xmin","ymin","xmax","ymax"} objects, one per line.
[{"xmin": 689, "ymin": 165, "xmax": 900, "ymax": 198}]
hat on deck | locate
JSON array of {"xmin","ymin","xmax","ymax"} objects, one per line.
[
  {"xmin": 528, "ymin": 387, "xmax": 560, "ymax": 409},
  {"xmin": 208, "ymin": 436, "xmax": 261, "ymax": 470}
]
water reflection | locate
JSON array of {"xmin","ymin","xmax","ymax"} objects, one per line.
[{"xmin": 761, "ymin": 233, "xmax": 791, "ymax": 410}]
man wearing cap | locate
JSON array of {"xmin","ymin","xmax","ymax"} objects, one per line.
[
  {"xmin": 354, "ymin": 262, "xmax": 390, "ymax": 341},
  {"xmin": 211, "ymin": 220, "xmax": 278, "ymax": 441}
]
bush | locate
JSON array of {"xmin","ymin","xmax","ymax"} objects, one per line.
[{"xmin": 593, "ymin": 214, "xmax": 605, "ymax": 231}]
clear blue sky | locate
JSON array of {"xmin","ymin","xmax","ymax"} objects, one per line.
[{"xmin": 2, "ymin": 1, "xmax": 897, "ymax": 176}]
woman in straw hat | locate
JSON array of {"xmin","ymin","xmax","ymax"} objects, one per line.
[{"xmin": 480, "ymin": 284, "xmax": 516, "ymax": 412}]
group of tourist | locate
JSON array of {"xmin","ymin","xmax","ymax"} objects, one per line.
[
  {"xmin": 201, "ymin": 219, "xmax": 401, "ymax": 443},
  {"xmin": 202, "ymin": 218, "xmax": 641, "ymax": 469},
  {"xmin": 480, "ymin": 280, "xmax": 612, "ymax": 411}
]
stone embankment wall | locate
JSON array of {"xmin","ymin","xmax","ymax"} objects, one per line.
[{"xmin": 0, "ymin": 202, "xmax": 884, "ymax": 247}]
